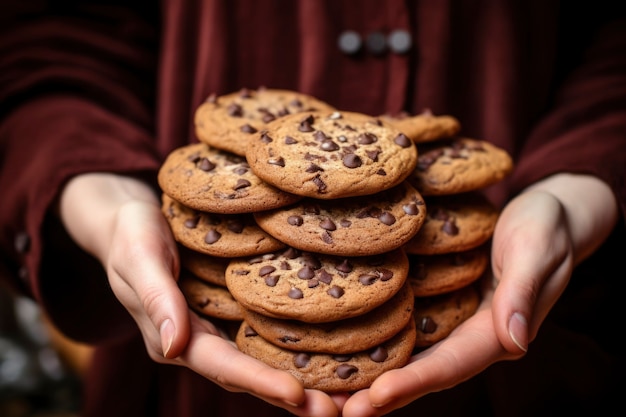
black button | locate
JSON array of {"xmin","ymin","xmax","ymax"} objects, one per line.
[
  {"xmin": 365, "ymin": 31, "xmax": 387, "ymax": 55},
  {"xmin": 14, "ymin": 232, "xmax": 30, "ymax": 254},
  {"xmin": 338, "ymin": 31, "xmax": 362, "ymax": 54},
  {"xmin": 388, "ymin": 29, "xmax": 412, "ymax": 54}
]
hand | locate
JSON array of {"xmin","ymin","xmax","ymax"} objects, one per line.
[
  {"xmin": 339, "ymin": 173, "xmax": 618, "ymax": 417},
  {"xmin": 58, "ymin": 173, "xmax": 341, "ymax": 417}
]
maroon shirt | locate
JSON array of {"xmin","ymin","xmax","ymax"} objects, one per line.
[{"xmin": 1, "ymin": 1, "xmax": 625, "ymax": 416}]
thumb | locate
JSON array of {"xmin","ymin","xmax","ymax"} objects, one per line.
[{"xmin": 490, "ymin": 191, "xmax": 572, "ymax": 355}]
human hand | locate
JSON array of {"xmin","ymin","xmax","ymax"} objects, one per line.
[
  {"xmin": 339, "ymin": 174, "xmax": 618, "ymax": 416},
  {"xmin": 58, "ymin": 173, "xmax": 341, "ymax": 417}
]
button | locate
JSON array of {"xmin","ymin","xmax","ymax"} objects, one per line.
[
  {"xmin": 365, "ymin": 31, "xmax": 387, "ymax": 55},
  {"xmin": 14, "ymin": 232, "xmax": 30, "ymax": 254},
  {"xmin": 388, "ymin": 29, "xmax": 412, "ymax": 54},
  {"xmin": 338, "ymin": 31, "xmax": 362, "ymax": 54}
]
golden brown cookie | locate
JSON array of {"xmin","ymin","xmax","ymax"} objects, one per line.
[
  {"xmin": 194, "ymin": 87, "xmax": 336, "ymax": 156},
  {"xmin": 179, "ymin": 272, "xmax": 244, "ymax": 321},
  {"xmin": 161, "ymin": 194, "xmax": 285, "ymax": 258},
  {"xmin": 179, "ymin": 246, "xmax": 230, "ymax": 287},
  {"xmin": 236, "ymin": 320, "xmax": 416, "ymax": 393},
  {"xmin": 254, "ymin": 181, "xmax": 427, "ymax": 256},
  {"xmin": 379, "ymin": 109, "xmax": 461, "ymax": 143},
  {"xmin": 413, "ymin": 285, "xmax": 481, "ymax": 347},
  {"xmin": 241, "ymin": 282, "xmax": 414, "ymax": 354},
  {"xmin": 403, "ymin": 192, "xmax": 499, "ymax": 255},
  {"xmin": 409, "ymin": 137, "xmax": 513, "ymax": 196},
  {"xmin": 245, "ymin": 110, "xmax": 418, "ymax": 199},
  {"xmin": 225, "ymin": 247, "xmax": 409, "ymax": 323},
  {"xmin": 158, "ymin": 143, "xmax": 301, "ymax": 214},
  {"xmin": 407, "ymin": 245, "xmax": 489, "ymax": 297}
]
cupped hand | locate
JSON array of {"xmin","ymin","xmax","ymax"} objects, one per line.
[
  {"xmin": 340, "ymin": 187, "xmax": 579, "ymax": 417},
  {"xmin": 59, "ymin": 173, "xmax": 340, "ymax": 417}
]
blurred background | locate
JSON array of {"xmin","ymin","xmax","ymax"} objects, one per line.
[{"xmin": 0, "ymin": 282, "xmax": 91, "ymax": 417}]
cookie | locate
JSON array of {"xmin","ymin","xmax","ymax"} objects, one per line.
[
  {"xmin": 245, "ymin": 110, "xmax": 418, "ymax": 199},
  {"xmin": 379, "ymin": 109, "xmax": 461, "ymax": 143},
  {"xmin": 179, "ymin": 272, "xmax": 244, "ymax": 321},
  {"xmin": 408, "ymin": 137, "xmax": 513, "ymax": 196},
  {"xmin": 225, "ymin": 247, "xmax": 409, "ymax": 323},
  {"xmin": 179, "ymin": 246, "xmax": 229, "ymax": 287},
  {"xmin": 194, "ymin": 87, "xmax": 336, "ymax": 156},
  {"xmin": 241, "ymin": 282, "xmax": 414, "ymax": 354},
  {"xmin": 254, "ymin": 181, "xmax": 427, "ymax": 256},
  {"xmin": 158, "ymin": 142, "xmax": 301, "ymax": 214},
  {"xmin": 161, "ymin": 193, "xmax": 285, "ymax": 258},
  {"xmin": 413, "ymin": 284, "xmax": 480, "ymax": 348},
  {"xmin": 236, "ymin": 320, "xmax": 416, "ymax": 393},
  {"xmin": 403, "ymin": 192, "xmax": 499, "ymax": 255},
  {"xmin": 407, "ymin": 245, "xmax": 489, "ymax": 297}
]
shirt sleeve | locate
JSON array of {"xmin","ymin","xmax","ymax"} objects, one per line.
[
  {"xmin": 510, "ymin": 17, "xmax": 626, "ymax": 218},
  {"xmin": 0, "ymin": 2, "xmax": 161, "ymax": 342}
]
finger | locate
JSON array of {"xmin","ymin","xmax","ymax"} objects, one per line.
[
  {"xmin": 176, "ymin": 330, "xmax": 318, "ymax": 412},
  {"xmin": 490, "ymin": 191, "xmax": 573, "ymax": 354},
  {"xmin": 108, "ymin": 202, "xmax": 191, "ymax": 359}
]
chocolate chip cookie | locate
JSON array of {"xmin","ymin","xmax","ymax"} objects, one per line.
[
  {"xmin": 195, "ymin": 87, "xmax": 336, "ymax": 156},
  {"xmin": 254, "ymin": 181, "xmax": 427, "ymax": 256},
  {"xmin": 245, "ymin": 110, "xmax": 418, "ymax": 199},
  {"xmin": 379, "ymin": 109, "xmax": 461, "ymax": 143},
  {"xmin": 225, "ymin": 247, "xmax": 409, "ymax": 323}
]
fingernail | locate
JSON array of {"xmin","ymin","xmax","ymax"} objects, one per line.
[
  {"xmin": 160, "ymin": 319, "xmax": 175, "ymax": 358},
  {"xmin": 508, "ymin": 312, "xmax": 528, "ymax": 352}
]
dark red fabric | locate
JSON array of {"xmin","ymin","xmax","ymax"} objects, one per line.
[{"xmin": 1, "ymin": 1, "xmax": 625, "ymax": 416}]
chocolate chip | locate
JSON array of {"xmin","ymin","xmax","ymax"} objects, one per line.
[
  {"xmin": 233, "ymin": 269, "xmax": 249, "ymax": 275},
  {"xmin": 313, "ymin": 131, "xmax": 329, "ymax": 141},
  {"xmin": 336, "ymin": 364, "xmax": 358, "ymax": 379},
  {"xmin": 335, "ymin": 259, "xmax": 353, "ymax": 273},
  {"xmin": 298, "ymin": 115, "xmax": 315, "ymax": 132},
  {"xmin": 259, "ymin": 265, "xmax": 276, "ymax": 276},
  {"xmin": 366, "ymin": 149, "xmax": 381, "ymax": 161},
  {"xmin": 184, "ymin": 215, "xmax": 200, "ymax": 229},
  {"xmin": 321, "ymin": 231, "xmax": 333, "ymax": 244},
  {"xmin": 240, "ymin": 124, "xmax": 257, "ymax": 134},
  {"xmin": 205, "ymin": 229, "xmax": 221, "ymax": 244},
  {"xmin": 282, "ymin": 247, "xmax": 300, "ymax": 259},
  {"xmin": 264, "ymin": 275, "xmax": 279, "ymax": 286},
  {"xmin": 244, "ymin": 325, "xmax": 257, "ymax": 337},
  {"xmin": 288, "ymin": 287, "xmax": 304, "ymax": 299},
  {"xmin": 268, "ymin": 156, "xmax": 285, "ymax": 167},
  {"xmin": 319, "ymin": 218, "xmax": 336, "ymax": 231},
  {"xmin": 369, "ymin": 346, "xmax": 388, "ymax": 362},
  {"xmin": 308, "ymin": 278, "xmax": 319, "ymax": 288},
  {"xmin": 297, "ymin": 266, "xmax": 315, "ymax": 280},
  {"xmin": 260, "ymin": 132, "xmax": 273, "ymax": 143},
  {"xmin": 327, "ymin": 285, "xmax": 344, "ymax": 298},
  {"xmin": 233, "ymin": 165, "xmax": 249, "ymax": 175},
  {"xmin": 226, "ymin": 219, "xmax": 244, "ymax": 233},
  {"xmin": 318, "ymin": 269, "xmax": 333, "ymax": 284},
  {"xmin": 294, "ymin": 353, "xmax": 310, "ymax": 368},
  {"xmin": 279, "ymin": 261, "xmax": 291, "ymax": 270},
  {"xmin": 394, "ymin": 133, "xmax": 412, "ymax": 148},
  {"xmin": 305, "ymin": 163, "xmax": 324, "ymax": 173},
  {"xmin": 288, "ymin": 215, "xmax": 304, "ymax": 226},
  {"xmin": 227, "ymin": 103, "xmax": 243, "ymax": 117},
  {"xmin": 333, "ymin": 355, "xmax": 352, "ymax": 362},
  {"xmin": 442, "ymin": 219, "xmax": 459, "ymax": 235},
  {"xmin": 261, "ymin": 113, "xmax": 276, "ymax": 123},
  {"xmin": 378, "ymin": 212, "xmax": 396, "ymax": 225},
  {"xmin": 418, "ymin": 316, "xmax": 438, "ymax": 334},
  {"xmin": 376, "ymin": 168, "xmax": 387, "ymax": 175},
  {"xmin": 320, "ymin": 139, "xmax": 340, "ymax": 151},
  {"xmin": 198, "ymin": 157, "xmax": 216, "ymax": 172},
  {"xmin": 359, "ymin": 273, "xmax": 378, "ymax": 285},
  {"xmin": 302, "ymin": 254, "xmax": 322, "ymax": 269},
  {"xmin": 357, "ymin": 132, "xmax": 377, "ymax": 144},
  {"xmin": 340, "ymin": 219, "xmax": 352, "ymax": 227},
  {"xmin": 312, "ymin": 175, "xmax": 327, "ymax": 192},
  {"xmin": 377, "ymin": 269, "xmax": 393, "ymax": 281},
  {"xmin": 403, "ymin": 203, "xmax": 419, "ymax": 215},
  {"xmin": 285, "ymin": 136, "xmax": 298, "ymax": 144},
  {"xmin": 234, "ymin": 179, "xmax": 251, "ymax": 190},
  {"xmin": 343, "ymin": 153, "xmax": 362, "ymax": 168}
]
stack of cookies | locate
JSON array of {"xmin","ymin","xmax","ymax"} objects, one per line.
[
  {"xmin": 390, "ymin": 114, "xmax": 514, "ymax": 348},
  {"xmin": 157, "ymin": 87, "xmax": 513, "ymax": 392}
]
